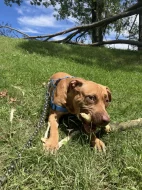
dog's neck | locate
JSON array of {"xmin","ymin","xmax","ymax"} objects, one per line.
[{"xmin": 53, "ymin": 78, "xmax": 76, "ymax": 114}]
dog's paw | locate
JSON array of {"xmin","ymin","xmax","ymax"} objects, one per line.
[
  {"xmin": 94, "ymin": 138, "xmax": 106, "ymax": 153},
  {"xmin": 41, "ymin": 137, "xmax": 59, "ymax": 153}
]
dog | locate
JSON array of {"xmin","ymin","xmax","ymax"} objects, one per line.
[{"xmin": 41, "ymin": 72, "xmax": 111, "ymax": 152}]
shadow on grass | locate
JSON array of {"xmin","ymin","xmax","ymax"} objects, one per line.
[
  {"xmin": 58, "ymin": 114, "xmax": 106, "ymax": 147},
  {"xmin": 17, "ymin": 40, "xmax": 142, "ymax": 72}
]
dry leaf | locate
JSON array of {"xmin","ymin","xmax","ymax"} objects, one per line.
[
  {"xmin": 0, "ymin": 90, "xmax": 8, "ymax": 98},
  {"xmin": 9, "ymin": 97, "xmax": 17, "ymax": 104}
]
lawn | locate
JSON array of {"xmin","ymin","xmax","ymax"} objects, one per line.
[{"xmin": 0, "ymin": 36, "xmax": 142, "ymax": 190}]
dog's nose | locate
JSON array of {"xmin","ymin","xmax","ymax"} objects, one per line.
[{"xmin": 102, "ymin": 115, "xmax": 110, "ymax": 125}]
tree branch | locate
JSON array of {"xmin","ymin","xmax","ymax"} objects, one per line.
[
  {"xmin": 0, "ymin": 25, "xmax": 30, "ymax": 38},
  {"xmin": 129, "ymin": 14, "xmax": 138, "ymax": 34},
  {"xmin": 23, "ymin": 6, "xmax": 142, "ymax": 40},
  {"xmin": 43, "ymin": 30, "xmax": 81, "ymax": 43},
  {"xmin": 66, "ymin": 39, "xmax": 142, "ymax": 47},
  {"xmin": 110, "ymin": 118, "xmax": 142, "ymax": 132},
  {"xmin": 76, "ymin": 30, "xmax": 89, "ymax": 42}
]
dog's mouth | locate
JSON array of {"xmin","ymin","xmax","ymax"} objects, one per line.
[{"xmin": 79, "ymin": 112, "xmax": 97, "ymax": 133}]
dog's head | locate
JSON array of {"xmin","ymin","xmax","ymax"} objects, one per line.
[{"xmin": 67, "ymin": 79, "xmax": 111, "ymax": 133}]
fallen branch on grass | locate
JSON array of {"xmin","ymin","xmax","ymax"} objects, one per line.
[
  {"xmin": 22, "ymin": 6, "xmax": 142, "ymax": 42},
  {"xmin": 58, "ymin": 131, "xmax": 80, "ymax": 148},
  {"xmin": 0, "ymin": 25, "xmax": 30, "ymax": 38},
  {"xmin": 64, "ymin": 40, "xmax": 142, "ymax": 47},
  {"xmin": 109, "ymin": 118, "xmax": 142, "ymax": 132},
  {"xmin": 41, "ymin": 118, "xmax": 142, "ymax": 149}
]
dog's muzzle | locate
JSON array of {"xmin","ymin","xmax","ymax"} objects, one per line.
[{"xmin": 79, "ymin": 112, "xmax": 110, "ymax": 132}]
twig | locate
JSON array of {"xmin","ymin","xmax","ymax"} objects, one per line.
[
  {"xmin": 0, "ymin": 26, "xmax": 30, "ymax": 38},
  {"xmin": 76, "ymin": 30, "xmax": 89, "ymax": 42},
  {"xmin": 129, "ymin": 14, "xmax": 138, "ymax": 34},
  {"xmin": 58, "ymin": 131, "xmax": 80, "ymax": 148},
  {"xmin": 10, "ymin": 108, "xmax": 16, "ymax": 123},
  {"xmin": 110, "ymin": 118, "xmax": 142, "ymax": 132}
]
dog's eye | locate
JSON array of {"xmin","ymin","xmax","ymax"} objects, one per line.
[
  {"xmin": 89, "ymin": 96, "xmax": 95, "ymax": 100},
  {"xmin": 86, "ymin": 95, "xmax": 96, "ymax": 103}
]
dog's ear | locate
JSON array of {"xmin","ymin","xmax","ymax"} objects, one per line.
[
  {"xmin": 68, "ymin": 79, "xmax": 83, "ymax": 92},
  {"xmin": 106, "ymin": 87, "xmax": 111, "ymax": 102}
]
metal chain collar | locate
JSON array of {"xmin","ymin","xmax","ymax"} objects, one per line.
[{"xmin": 0, "ymin": 84, "xmax": 50, "ymax": 187}]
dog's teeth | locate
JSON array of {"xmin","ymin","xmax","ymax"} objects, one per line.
[{"xmin": 80, "ymin": 113, "xmax": 91, "ymax": 122}]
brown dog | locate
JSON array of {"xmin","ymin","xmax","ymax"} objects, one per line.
[{"xmin": 41, "ymin": 72, "xmax": 111, "ymax": 152}]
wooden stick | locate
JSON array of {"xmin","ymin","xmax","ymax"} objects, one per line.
[{"xmin": 109, "ymin": 118, "xmax": 142, "ymax": 132}]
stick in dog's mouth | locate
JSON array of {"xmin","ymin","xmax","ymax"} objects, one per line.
[
  {"xmin": 79, "ymin": 112, "xmax": 111, "ymax": 133},
  {"xmin": 79, "ymin": 112, "xmax": 97, "ymax": 132},
  {"xmin": 79, "ymin": 112, "xmax": 91, "ymax": 123}
]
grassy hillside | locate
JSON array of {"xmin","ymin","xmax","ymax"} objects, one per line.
[{"xmin": 0, "ymin": 36, "xmax": 142, "ymax": 189}]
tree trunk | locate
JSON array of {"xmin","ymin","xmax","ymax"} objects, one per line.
[
  {"xmin": 138, "ymin": 0, "xmax": 142, "ymax": 50},
  {"xmin": 91, "ymin": 1, "xmax": 97, "ymax": 43},
  {"xmin": 91, "ymin": 0, "xmax": 103, "ymax": 43}
]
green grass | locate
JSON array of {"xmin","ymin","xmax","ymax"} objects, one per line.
[{"xmin": 0, "ymin": 36, "xmax": 142, "ymax": 190}]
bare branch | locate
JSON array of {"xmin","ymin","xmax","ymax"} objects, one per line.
[
  {"xmin": 129, "ymin": 14, "xmax": 138, "ymax": 34},
  {"xmin": 62, "ymin": 30, "xmax": 81, "ymax": 42},
  {"xmin": 65, "ymin": 39, "xmax": 142, "ymax": 47},
  {"xmin": 0, "ymin": 25, "xmax": 30, "ymax": 38},
  {"xmin": 76, "ymin": 30, "xmax": 89, "ymax": 42},
  {"xmin": 110, "ymin": 118, "xmax": 142, "ymax": 132},
  {"xmin": 43, "ymin": 30, "xmax": 81, "ymax": 43}
]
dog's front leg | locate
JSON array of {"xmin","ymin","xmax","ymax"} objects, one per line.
[
  {"xmin": 91, "ymin": 134, "xmax": 106, "ymax": 153},
  {"xmin": 41, "ymin": 111, "xmax": 59, "ymax": 152}
]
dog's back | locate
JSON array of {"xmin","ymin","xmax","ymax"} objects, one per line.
[{"xmin": 50, "ymin": 72, "xmax": 72, "ymax": 80}]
